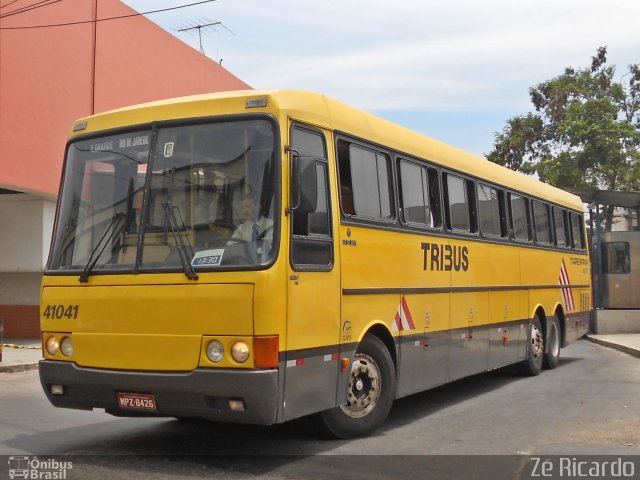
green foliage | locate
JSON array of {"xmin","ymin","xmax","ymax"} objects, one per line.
[{"xmin": 487, "ymin": 47, "xmax": 640, "ymax": 194}]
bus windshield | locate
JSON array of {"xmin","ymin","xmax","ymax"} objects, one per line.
[{"xmin": 49, "ymin": 119, "xmax": 278, "ymax": 275}]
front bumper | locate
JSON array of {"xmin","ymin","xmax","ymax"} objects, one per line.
[{"xmin": 39, "ymin": 360, "xmax": 279, "ymax": 425}]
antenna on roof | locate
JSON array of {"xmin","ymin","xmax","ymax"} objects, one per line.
[{"xmin": 175, "ymin": 18, "xmax": 235, "ymax": 61}]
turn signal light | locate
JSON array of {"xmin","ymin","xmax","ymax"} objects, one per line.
[{"xmin": 253, "ymin": 336, "xmax": 279, "ymax": 368}]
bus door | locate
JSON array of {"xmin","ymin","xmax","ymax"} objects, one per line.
[{"xmin": 282, "ymin": 124, "xmax": 341, "ymax": 421}]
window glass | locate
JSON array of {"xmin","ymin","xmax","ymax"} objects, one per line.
[
  {"xmin": 308, "ymin": 164, "xmax": 330, "ymax": 236},
  {"xmin": 478, "ymin": 183, "xmax": 504, "ymax": 237},
  {"xmin": 376, "ymin": 153, "xmax": 392, "ymax": 218},
  {"xmin": 399, "ymin": 160, "xmax": 429, "ymax": 226},
  {"xmin": 291, "ymin": 127, "xmax": 326, "ymax": 158},
  {"xmin": 602, "ymin": 242, "xmax": 630, "ymax": 274},
  {"xmin": 509, "ymin": 193, "xmax": 531, "ymax": 241},
  {"xmin": 532, "ymin": 200, "xmax": 551, "ymax": 244},
  {"xmin": 291, "ymin": 127, "xmax": 332, "ymax": 269},
  {"xmin": 338, "ymin": 140, "xmax": 393, "ymax": 220},
  {"xmin": 48, "ymin": 120, "xmax": 279, "ymax": 274},
  {"xmin": 398, "ymin": 160, "xmax": 442, "ymax": 228},
  {"xmin": 570, "ymin": 213, "xmax": 585, "ymax": 250},
  {"xmin": 145, "ymin": 120, "xmax": 277, "ymax": 269},
  {"xmin": 49, "ymin": 130, "xmax": 151, "ymax": 272},
  {"xmin": 446, "ymin": 174, "xmax": 470, "ymax": 232},
  {"xmin": 553, "ymin": 207, "xmax": 569, "ymax": 247}
]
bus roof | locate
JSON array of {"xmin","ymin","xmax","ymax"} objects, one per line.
[{"xmin": 71, "ymin": 89, "xmax": 583, "ymax": 210}]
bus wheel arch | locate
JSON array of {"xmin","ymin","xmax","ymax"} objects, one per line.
[
  {"xmin": 319, "ymin": 330, "xmax": 396, "ymax": 439},
  {"xmin": 364, "ymin": 323, "xmax": 397, "ymax": 372}
]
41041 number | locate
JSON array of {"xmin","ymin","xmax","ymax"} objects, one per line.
[{"xmin": 43, "ymin": 304, "xmax": 79, "ymax": 320}]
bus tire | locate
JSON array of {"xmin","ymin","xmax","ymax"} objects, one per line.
[
  {"xmin": 319, "ymin": 335, "xmax": 396, "ymax": 439},
  {"xmin": 543, "ymin": 316, "xmax": 561, "ymax": 369},
  {"xmin": 519, "ymin": 316, "xmax": 544, "ymax": 376}
]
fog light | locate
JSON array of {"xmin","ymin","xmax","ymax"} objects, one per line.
[
  {"xmin": 231, "ymin": 342, "xmax": 250, "ymax": 363},
  {"xmin": 60, "ymin": 337, "xmax": 74, "ymax": 357},
  {"xmin": 51, "ymin": 385, "xmax": 64, "ymax": 396},
  {"xmin": 229, "ymin": 398, "xmax": 246, "ymax": 411},
  {"xmin": 45, "ymin": 336, "xmax": 59, "ymax": 356},
  {"xmin": 206, "ymin": 340, "xmax": 224, "ymax": 363}
]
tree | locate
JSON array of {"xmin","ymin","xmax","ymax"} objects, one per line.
[{"xmin": 487, "ymin": 47, "xmax": 640, "ymax": 230}]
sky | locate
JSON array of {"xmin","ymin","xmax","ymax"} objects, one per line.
[{"xmin": 123, "ymin": 0, "xmax": 640, "ymax": 158}]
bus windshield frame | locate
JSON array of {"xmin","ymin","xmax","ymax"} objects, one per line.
[{"xmin": 47, "ymin": 116, "xmax": 280, "ymax": 276}]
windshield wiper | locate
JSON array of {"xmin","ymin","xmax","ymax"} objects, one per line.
[
  {"xmin": 162, "ymin": 201, "xmax": 198, "ymax": 280},
  {"xmin": 78, "ymin": 211, "xmax": 127, "ymax": 283}
]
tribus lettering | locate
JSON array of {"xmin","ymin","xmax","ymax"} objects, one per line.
[{"xmin": 421, "ymin": 243, "xmax": 469, "ymax": 272}]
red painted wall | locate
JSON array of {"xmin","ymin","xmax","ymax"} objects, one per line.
[{"xmin": 0, "ymin": 0, "xmax": 251, "ymax": 196}]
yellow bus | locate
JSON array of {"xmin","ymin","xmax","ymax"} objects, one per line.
[{"xmin": 39, "ymin": 90, "xmax": 591, "ymax": 438}]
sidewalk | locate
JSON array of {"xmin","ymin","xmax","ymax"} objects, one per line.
[
  {"xmin": 584, "ymin": 333, "xmax": 640, "ymax": 359},
  {"xmin": 0, "ymin": 334, "xmax": 638, "ymax": 374},
  {"xmin": 0, "ymin": 339, "xmax": 42, "ymax": 373}
]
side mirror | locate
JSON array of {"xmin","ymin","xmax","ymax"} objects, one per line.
[{"xmin": 290, "ymin": 150, "xmax": 317, "ymax": 214}]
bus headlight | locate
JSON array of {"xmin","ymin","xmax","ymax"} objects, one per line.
[
  {"xmin": 206, "ymin": 340, "xmax": 224, "ymax": 363},
  {"xmin": 45, "ymin": 336, "xmax": 60, "ymax": 356},
  {"xmin": 231, "ymin": 342, "xmax": 250, "ymax": 363},
  {"xmin": 60, "ymin": 337, "xmax": 74, "ymax": 357}
]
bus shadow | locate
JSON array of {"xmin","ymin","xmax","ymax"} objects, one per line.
[
  {"xmin": 5, "ymin": 358, "xmax": 582, "ymax": 477},
  {"xmin": 381, "ymin": 357, "xmax": 581, "ymax": 433}
]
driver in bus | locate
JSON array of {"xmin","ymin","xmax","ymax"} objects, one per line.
[{"xmin": 228, "ymin": 194, "xmax": 274, "ymax": 252}]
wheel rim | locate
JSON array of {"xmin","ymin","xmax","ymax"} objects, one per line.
[
  {"xmin": 548, "ymin": 322, "xmax": 560, "ymax": 358},
  {"xmin": 530, "ymin": 323, "xmax": 544, "ymax": 359},
  {"xmin": 340, "ymin": 353, "xmax": 381, "ymax": 418}
]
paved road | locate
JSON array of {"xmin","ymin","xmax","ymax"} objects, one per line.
[{"xmin": 1, "ymin": 339, "xmax": 638, "ymax": 479}]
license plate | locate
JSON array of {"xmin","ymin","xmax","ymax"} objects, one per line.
[{"xmin": 116, "ymin": 392, "xmax": 157, "ymax": 411}]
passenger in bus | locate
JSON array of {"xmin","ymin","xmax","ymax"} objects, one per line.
[{"xmin": 228, "ymin": 194, "xmax": 274, "ymax": 248}]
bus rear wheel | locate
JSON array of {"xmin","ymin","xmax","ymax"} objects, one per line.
[
  {"xmin": 320, "ymin": 335, "xmax": 395, "ymax": 439},
  {"xmin": 519, "ymin": 316, "xmax": 544, "ymax": 376},
  {"xmin": 543, "ymin": 316, "xmax": 561, "ymax": 369}
]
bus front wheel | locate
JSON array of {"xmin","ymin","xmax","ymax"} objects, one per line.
[
  {"xmin": 519, "ymin": 316, "xmax": 544, "ymax": 376},
  {"xmin": 320, "ymin": 335, "xmax": 396, "ymax": 439}
]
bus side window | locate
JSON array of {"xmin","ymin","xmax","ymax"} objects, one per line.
[
  {"xmin": 478, "ymin": 183, "xmax": 506, "ymax": 238},
  {"xmin": 532, "ymin": 200, "xmax": 552, "ymax": 245},
  {"xmin": 337, "ymin": 139, "xmax": 393, "ymax": 221},
  {"xmin": 398, "ymin": 159, "xmax": 441, "ymax": 228},
  {"xmin": 570, "ymin": 212, "xmax": 586, "ymax": 250},
  {"xmin": 508, "ymin": 193, "xmax": 532, "ymax": 242},
  {"xmin": 553, "ymin": 206, "xmax": 570, "ymax": 247},
  {"xmin": 443, "ymin": 173, "xmax": 476, "ymax": 233},
  {"xmin": 427, "ymin": 167, "xmax": 442, "ymax": 228}
]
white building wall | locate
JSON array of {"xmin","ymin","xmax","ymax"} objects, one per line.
[
  {"xmin": 0, "ymin": 272, "xmax": 42, "ymax": 305},
  {"xmin": 0, "ymin": 194, "xmax": 55, "ymax": 272},
  {"xmin": 42, "ymin": 200, "xmax": 56, "ymax": 267},
  {"xmin": 0, "ymin": 194, "xmax": 55, "ymax": 305}
]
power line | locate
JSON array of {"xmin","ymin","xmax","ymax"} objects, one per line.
[
  {"xmin": 0, "ymin": 0, "xmax": 27, "ymax": 11},
  {"xmin": 0, "ymin": 0, "xmax": 217, "ymax": 30},
  {"xmin": 0, "ymin": 0, "xmax": 62, "ymax": 19}
]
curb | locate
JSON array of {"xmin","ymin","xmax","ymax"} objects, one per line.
[
  {"xmin": 584, "ymin": 334, "xmax": 640, "ymax": 359},
  {"xmin": 0, "ymin": 363, "xmax": 39, "ymax": 374}
]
